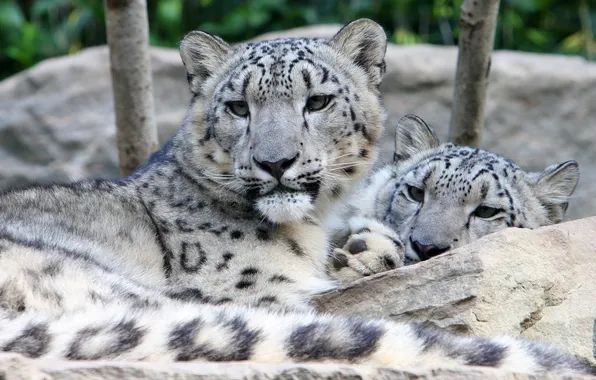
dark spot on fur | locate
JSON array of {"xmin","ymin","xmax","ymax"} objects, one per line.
[
  {"xmin": 167, "ymin": 288, "xmax": 204, "ymax": 302},
  {"xmin": 256, "ymin": 296, "xmax": 277, "ymax": 307},
  {"xmin": 216, "ymin": 252, "xmax": 234, "ymax": 271},
  {"xmin": 223, "ymin": 252, "xmax": 234, "ymax": 260},
  {"xmin": 320, "ymin": 66, "xmax": 329, "ymax": 83},
  {"xmin": 241, "ymin": 267, "xmax": 259, "ymax": 276},
  {"xmin": 286, "ymin": 239, "xmax": 306, "ymax": 256},
  {"xmin": 215, "ymin": 297, "xmax": 233, "ymax": 305},
  {"xmin": 464, "ymin": 340, "xmax": 506, "ymax": 367},
  {"xmin": 241, "ymin": 72, "xmax": 252, "ymax": 96},
  {"xmin": 41, "ymin": 263, "xmax": 62, "ymax": 277},
  {"xmin": 301, "ymin": 69, "xmax": 312, "ymax": 89},
  {"xmin": 176, "ymin": 218, "xmax": 194, "ymax": 233},
  {"xmin": 472, "ymin": 169, "xmax": 489, "ymax": 181},
  {"xmin": 286, "ymin": 319, "xmax": 383, "ymax": 361},
  {"xmin": 230, "ymin": 230, "xmax": 244, "ymax": 240},
  {"xmin": 180, "ymin": 242, "xmax": 207, "ymax": 273},
  {"xmin": 67, "ymin": 320, "xmax": 145, "ymax": 360},
  {"xmin": 4, "ymin": 323, "xmax": 50, "ymax": 358},
  {"xmin": 412, "ymin": 324, "xmax": 442, "ymax": 352},
  {"xmin": 169, "ymin": 315, "xmax": 261, "ymax": 361},
  {"xmin": 256, "ymin": 226, "xmax": 271, "ymax": 241},
  {"xmin": 480, "ymin": 183, "xmax": 489, "ymax": 199},
  {"xmin": 168, "ymin": 318, "xmax": 202, "ymax": 360},
  {"xmin": 268, "ymin": 274, "xmax": 293, "ymax": 283},
  {"xmin": 236, "ymin": 280, "xmax": 255, "ymax": 289}
]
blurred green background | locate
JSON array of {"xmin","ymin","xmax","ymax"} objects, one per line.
[{"xmin": 0, "ymin": 0, "xmax": 594, "ymax": 80}]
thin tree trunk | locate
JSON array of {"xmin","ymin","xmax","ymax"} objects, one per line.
[
  {"xmin": 104, "ymin": 0, "xmax": 158, "ymax": 175},
  {"xmin": 448, "ymin": 0, "xmax": 500, "ymax": 147},
  {"xmin": 579, "ymin": 0, "xmax": 593, "ymax": 61}
]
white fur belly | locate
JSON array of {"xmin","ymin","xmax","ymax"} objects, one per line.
[{"xmin": 171, "ymin": 221, "xmax": 336, "ymax": 308}]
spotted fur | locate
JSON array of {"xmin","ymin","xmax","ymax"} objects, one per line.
[
  {"xmin": 329, "ymin": 114, "xmax": 580, "ymax": 280},
  {"xmin": 0, "ymin": 21, "xmax": 592, "ymax": 376}
]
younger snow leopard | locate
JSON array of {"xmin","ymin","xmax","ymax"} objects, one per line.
[
  {"xmin": 0, "ymin": 19, "xmax": 592, "ymax": 376},
  {"xmin": 329, "ymin": 114, "xmax": 580, "ymax": 282}
]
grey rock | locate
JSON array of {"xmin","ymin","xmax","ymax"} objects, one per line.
[
  {"xmin": 0, "ymin": 46, "xmax": 189, "ymax": 186},
  {"xmin": 316, "ymin": 216, "xmax": 596, "ymax": 365}
]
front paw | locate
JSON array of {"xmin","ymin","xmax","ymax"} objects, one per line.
[{"xmin": 330, "ymin": 218, "xmax": 405, "ymax": 283}]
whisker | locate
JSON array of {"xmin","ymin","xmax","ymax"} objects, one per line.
[
  {"xmin": 203, "ymin": 174, "xmax": 235, "ymax": 180},
  {"xmin": 327, "ymin": 161, "xmax": 366, "ymax": 167},
  {"xmin": 327, "ymin": 153, "xmax": 356, "ymax": 162},
  {"xmin": 201, "ymin": 168, "xmax": 235, "ymax": 178},
  {"xmin": 328, "ymin": 166, "xmax": 367, "ymax": 173}
]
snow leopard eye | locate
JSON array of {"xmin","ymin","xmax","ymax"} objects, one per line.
[
  {"xmin": 306, "ymin": 95, "xmax": 332, "ymax": 112},
  {"xmin": 406, "ymin": 185, "xmax": 424, "ymax": 202},
  {"xmin": 473, "ymin": 205, "xmax": 502, "ymax": 219},
  {"xmin": 227, "ymin": 101, "xmax": 249, "ymax": 117}
]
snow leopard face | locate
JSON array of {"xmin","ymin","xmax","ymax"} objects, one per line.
[
  {"xmin": 372, "ymin": 115, "xmax": 579, "ymax": 262},
  {"xmin": 178, "ymin": 19, "xmax": 387, "ymax": 224}
]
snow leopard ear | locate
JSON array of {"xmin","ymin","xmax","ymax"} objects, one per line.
[
  {"xmin": 394, "ymin": 114, "xmax": 440, "ymax": 162},
  {"xmin": 329, "ymin": 18, "xmax": 387, "ymax": 86},
  {"xmin": 530, "ymin": 160, "xmax": 579, "ymax": 223},
  {"xmin": 180, "ymin": 31, "xmax": 232, "ymax": 95}
]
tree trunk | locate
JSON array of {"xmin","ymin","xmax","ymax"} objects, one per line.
[
  {"xmin": 104, "ymin": 0, "xmax": 158, "ymax": 176},
  {"xmin": 448, "ymin": 0, "xmax": 501, "ymax": 147}
]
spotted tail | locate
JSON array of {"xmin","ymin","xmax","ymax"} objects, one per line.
[{"xmin": 0, "ymin": 302, "xmax": 594, "ymax": 376}]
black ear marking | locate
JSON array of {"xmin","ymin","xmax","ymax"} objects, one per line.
[
  {"xmin": 394, "ymin": 114, "xmax": 440, "ymax": 162},
  {"xmin": 531, "ymin": 160, "xmax": 580, "ymax": 223},
  {"xmin": 180, "ymin": 31, "xmax": 232, "ymax": 95},
  {"xmin": 329, "ymin": 18, "xmax": 387, "ymax": 87}
]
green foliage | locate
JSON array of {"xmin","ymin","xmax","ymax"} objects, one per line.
[
  {"xmin": 1, "ymin": 0, "xmax": 594, "ymax": 80},
  {"xmin": 0, "ymin": 0, "xmax": 105, "ymax": 79}
]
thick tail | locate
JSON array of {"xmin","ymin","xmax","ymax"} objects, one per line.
[{"xmin": 0, "ymin": 302, "xmax": 593, "ymax": 376}]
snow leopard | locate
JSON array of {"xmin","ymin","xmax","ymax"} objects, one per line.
[
  {"xmin": 329, "ymin": 114, "xmax": 580, "ymax": 282},
  {"xmin": 0, "ymin": 19, "xmax": 592, "ymax": 376}
]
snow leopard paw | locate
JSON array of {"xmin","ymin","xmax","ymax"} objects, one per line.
[{"xmin": 330, "ymin": 217, "xmax": 405, "ymax": 283}]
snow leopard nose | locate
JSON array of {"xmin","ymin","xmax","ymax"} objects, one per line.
[
  {"xmin": 410, "ymin": 238, "xmax": 450, "ymax": 261},
  {"xmin": 253, "ymin": 154, "xmax": 298, "ymax": 181}
]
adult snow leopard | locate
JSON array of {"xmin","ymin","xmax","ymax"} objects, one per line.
[
  {"xmin": 0, "ymin": 19, "xmax": 592, "ymax": 376},
  {"xmin": 329, "ymin": 114, "xmax": 580, "ymax": 282}
]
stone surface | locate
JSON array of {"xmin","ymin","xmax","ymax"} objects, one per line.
[
  {"xmin": 0, "ymin": 25, "xmax": 594, "ymax": 219},
  {"xmin": 316, "ymin": 216, "xmax": 596, "ymax": 365},
  {"xmin": 0, "ymin": 353, "xmax": 594, "ymax": 380},
  {"xmin": 0, "ymin": 46, "xmax": 187, "ymax": 186}
]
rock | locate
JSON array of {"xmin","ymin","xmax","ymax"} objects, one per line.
[
  {"xmin": 0, "ymin": 46, "xmax": 189, "ymax": 187},
  {"xmin": 0, "ymin": 25, "xmax": 594, "ymax": 220},
  {"xmin": 0, "ymin": 353, "xmax": 594, "ymax": 380},
  {"xmin": 315, "ymin": 216, "xmax": 596, "ymax": 364}
]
